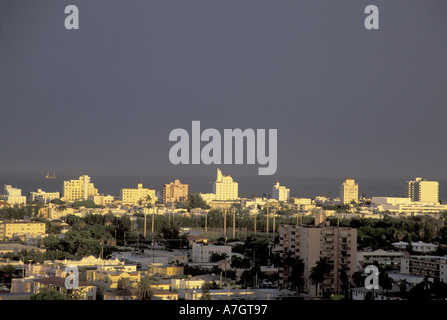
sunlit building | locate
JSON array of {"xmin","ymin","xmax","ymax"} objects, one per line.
[
  {"xmin": 120, "ymin": 183, "xmax": 156, "ymax": 205},
  {"xmin": 406, "ymin": 177, "xmax": 439, "ymax": 203},
  {"xmin": 163, "ymin": 179, "xmax": 189, "ymax": 204},
  {"xmin": 340, "ymin": 178, "xmax": 358, "ymax": 204},
  {"xmin": 213, "ymin": 168, "xmax": 238, "ymax": 201},
  {"xmin": 63, "ymin": 175, "xmax": 98, "ymax": 202}
]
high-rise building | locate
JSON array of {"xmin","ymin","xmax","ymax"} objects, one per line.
[
  {"xmin": 406, "ymin": 177, "xmax": 439, "ymax": 203},
  {"xmin": 3, "ymin": 185, "xmax": 27, "ymax": 206},
  {"xmin": 213, "ymin": 169, "xmax": 238, "ymax": 201},
  {"xmin": 278, "ymin": 220, "xmax": 357, "ymax": 297},
  {"xmin": 340, "ymin": 178, "xmax": 358, "ymax": 204},
  {"xmin": 272, "ymin": 182, "xmax": 290, "ymax": 202},
  {"xmin": 120, "ymin": 183, "xmax": 156, "ymax": 205},
  {"xmin": 163, "ymin": 179, "xmax": 189, "ymax": 204},
  {"xmin": 63, "ymin": 175, "xmax": 98, "ymax": 202}
]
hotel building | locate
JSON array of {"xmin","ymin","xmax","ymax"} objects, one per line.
[
  {"xmin": 213, "ymin": 168, "xmax": 238, "ymax": 201},
  {"xmin": 406, "ymin": 177, "xmax": 439, "ymax": 203},
  {"xmin": 120, "ymin": 183, "xmax": 156, "ymax": 206},
  {"xmin": 63, "ymin": 175, "xmax": 98, "ymax": 202},
  {"xmin": 340, "ymin": 178, "xmax": 358, "ymax": 204}
]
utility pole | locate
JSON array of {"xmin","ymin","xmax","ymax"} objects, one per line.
[
  {"xmin": 233, "ymin": 207, "xmax": 235, "ymax": 239},
  {"xmin": 266, "ymin": 206, "xmax": 269, "ymax": 236},
  {"xmin": 224, "ymin": 209, "xmax": 227, "ymax": 238}
]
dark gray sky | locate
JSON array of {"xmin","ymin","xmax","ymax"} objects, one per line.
[{"xmin": 1, "ymin": 0, "xmax": 447, "ymax": 197}]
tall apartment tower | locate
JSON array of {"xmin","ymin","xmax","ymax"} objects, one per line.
[
  {"xmin": 340, "ymin": 178, "xmax": 358, "ymax": 204},
  {"xmin": 213, "ymin": 168, "xmax": 238, "ymax": 200},
  {"xmin": 63, "ymin": 175, "xmax": 98, "ymax": 202},
  {"xmin": 407, "ymin": 177, "xmax": 439, "ymax": 203},
  {"xmin": 163, "ymin": 179, "xmax": 189, "ymax": 204},
  {"xmin": 272, "ymin": 182, "xmax": 290, "ymax": 202},
  {"xmin": 279, "ymin": 221, "xmax": 357, "ymax": 297}
]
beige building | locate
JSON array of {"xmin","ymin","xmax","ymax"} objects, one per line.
[
  {"xmin": 163, "ymin": 179, "xmax": 189, "ymax": 204},
  {"xmin": 407, "ymin": 177, "xmax": 439, "ymax": 203},
  {"xmin": 147, "ymin": 263, "xmax": 184, "ymax": 278},
  {"xmin": 120, "ymin": 183, "xmax": 156, "ymax": 205},
  {"xmin": 279, "ymin": 220, "xmax": 357, "ymax": 297},
  {"xmin": 340, "ymin": 178, "xmax": 358, "ymax": 204},
  {"xmin": 213, "ymin": 168, "xmax": 238, "ymax": 201},
  {"xmin": 272, "ymin": 182, "xmax": 290, "ymax": 202},
  {"xmin": 63, "ymin": 175, "xmax": 98, "ymax": 202},
  {"xmin": 0, "ymin": 221, "xmax": 46, "ymax": 241},
  {"xmin": 89, "ymin": 194, "xmax": 115, "ymax": 206},
  {"xmin": 86, "ymin": 267, "xmax": 141, "ymax": 292}
]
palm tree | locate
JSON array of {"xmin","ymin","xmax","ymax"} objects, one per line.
[
  {"xmin": 309, "ymin": 257, "xmax": 332, "ymax": 298},
  {"xmin": 338, "ymin": 265, "xmax": 350, "ymax": 298},
  {"xmin": 399, "ymin": 278, "xmax": 409, "ymax": 299},
  {"xmin": 379, "ymin": 269, "xmax": 394, "ymax": 300},
  {"xmin": 135, "ymin": 276, "xmax": 153, "ymax": 300}
]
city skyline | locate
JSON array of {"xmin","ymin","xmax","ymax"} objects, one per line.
[
  {"xmin": 2, "ymin": 171, "xmax": 446, "ymax": 203},
  {"xmin": 1, "ymin": 1, "xmax": 447, "ymax": 188}
]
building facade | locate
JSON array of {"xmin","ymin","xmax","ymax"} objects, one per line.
[
  {"xmin": 63, "ymin": 175, "xmax": 98, "ymax": 202},
  {"xmin": 163, "ymin": 179, "xmax": 189, "ymax": 204},
  {"xmin": 28, "ymin": 189, "xmax": 60, "ymax": 204},
  {"xmin": 120, "ymin": 183, "xmax": 156, "ymax": 205},
  {"xmin": 0, "ymin": 221, "xmax": 46, "ymax": 241},
  {"xmin": 213, "ymin": 169, "xmax": 238, "ymax": 201},
  {"xmin": 278, "ymin": 223, "xmax": 357, "ymax": 297},
  {"xmin": 272, "ymin": 182, "xmax": 290, "ymax": 202},
  {"xmin": 406, "ymin": 177, "xmax": 439, "ymax": 203},
  {"xmin": 340, "ymin": 178, "xmax": 358, "ymax": 204},
  {"xmin": 3, "ymin": 185, "xmax": 26, "ymax": 206}
]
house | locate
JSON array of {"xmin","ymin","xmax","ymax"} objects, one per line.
[{"xmin": 32, "ymin": 276, "xmax": 97, "ymax": 300}]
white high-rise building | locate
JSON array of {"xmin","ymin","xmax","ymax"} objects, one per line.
[
  {"xmin": 272, "ymin": 182, "xmax": 290, "ymax": 202},
  {"xmin": 213, "ymin": 169, "xmax": 238, "ymax": 201},
  {"xmin": 63, "ymin": 175, "xmax": 98, "ymax": 202},
  {"xmin": 407, "ymin": 177, "xmax": 439, "ymax": 203},
  {"xmin": 340, "ymin": 178, "xmax": 358, "ymax": 204},
  {"xmin": 3, "ymin": 185, "xmax": 27, "ymax": 206}
]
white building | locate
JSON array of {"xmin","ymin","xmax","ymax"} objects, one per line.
[
  {"xmin": 213, "ymin": 169, "xmax": 238, "ymax": 201},
  {"xmin": 272, "ymin": 182, "xmax": 290, "ymax": 202},
  {"xmin": 372, "ymin": 197, "xmax": 447, "ymax": 214},
  {"xmin": 63, "ymin": 175, "xmax": 98, "ymax": 202},
  {"xmin": 392, "ymin": 241, "xmax": 438, "ymax": 253},
  {"xmin": 407, "ymin": 177, "xmax": 439, "ymax": 203},
  {"xmin": 3, "ymin": 185, "xmax": 26, "ymax": 206},
  {"xmin": 192, "ymin": 243, "xmax": 232, "ymax": 263},
  {"xmin": 28, "ymin": 189, "xmax": 60, "ymax": 204}
]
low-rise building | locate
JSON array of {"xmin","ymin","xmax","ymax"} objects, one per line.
[
  {"xmin": 0, "ymin": 221, "xmax": 46, "ymax": 241},
  {"xmin": 147, "ymin": 263, "xmax": 184, "ymax": 278},
  {"xmin": 32, "ymin": 276, "xmax": 97, "ymax": 300},
  {"xmin": 401, "ymin": 256, "xmax": 447, "ymax": 282},
  {"xmin": 192, "ymin": 243, "xmax": 232, "ymax": 263}
]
